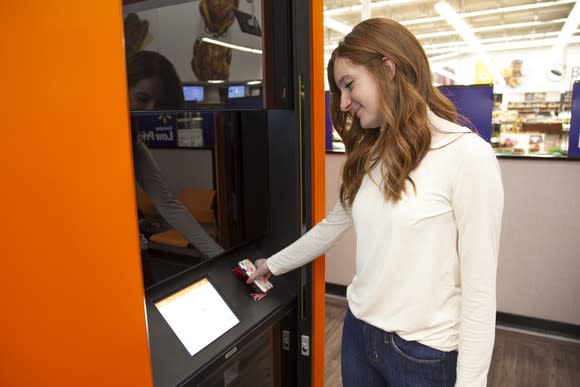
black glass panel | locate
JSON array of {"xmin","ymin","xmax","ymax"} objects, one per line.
[{"xmin": 123, "ymin": 0, "xmax": 264, "ymax": 111}]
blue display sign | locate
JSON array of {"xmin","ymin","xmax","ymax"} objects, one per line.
[
  {"xmin": 134, "ymin": 112, "xmax": 177, "ymax": 147},
  {"xmin": 325, "ymin": 91, "xmax": 333, "ymax": 151},
  {"xmin": 438, "ymin": 84, "xmax": 494, "ymax": 142},
  {"xmin": 568, "ymin": 81, "xmax": 580, "ymax": 157},
  {"xmin": 324, "ymin": 85, "xmax": 494, "ymax": 150}
]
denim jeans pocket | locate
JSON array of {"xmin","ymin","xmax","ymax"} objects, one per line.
[{"xmin": 388, "ymin": 333, "xmax": 445, "ymax": 364}]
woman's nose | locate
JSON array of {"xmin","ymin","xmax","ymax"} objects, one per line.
[{"xmin": 340, "ymin": 93, "xmax": 351, "ymax": 112}]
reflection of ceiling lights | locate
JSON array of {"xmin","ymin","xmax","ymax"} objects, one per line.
[{"xmin": 201, "ymin": 37, "xmax": 262, "ymax": 54}]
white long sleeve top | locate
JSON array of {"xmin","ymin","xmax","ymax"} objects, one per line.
[{"xmin": 266, "ymin": 111, "xmax": 504, "ymax": 387}]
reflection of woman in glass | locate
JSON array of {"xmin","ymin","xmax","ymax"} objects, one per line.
[{"xmin": 126, "ymin": 50, "xmax": 224, "ymax": 259}]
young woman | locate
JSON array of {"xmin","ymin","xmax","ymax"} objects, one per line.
[{"xmin": 248, "ymin": 18, "xmax": 503, "ymax": 387}]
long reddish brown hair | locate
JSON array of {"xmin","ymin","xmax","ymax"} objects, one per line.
[{"xmin": 327, "ymin": 18, "xmax": 457, "ymax": 207}]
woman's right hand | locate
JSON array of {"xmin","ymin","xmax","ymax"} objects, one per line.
[{"xmin": 246, "ymin": 259, "xmax": 272, "ymax": 284}]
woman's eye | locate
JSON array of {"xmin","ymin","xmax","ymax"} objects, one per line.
[{"xmin": 345, "ymin": 81, "xmax": 353, "ymax": 91}]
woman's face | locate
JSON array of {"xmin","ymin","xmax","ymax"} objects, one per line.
[
  {"xmin": 129, "ymin": 77, "xmax": 163, "ymax": 110},
  {"xmin": 333, "ymin": 57, "xmax": 383, "ymax": 128}
]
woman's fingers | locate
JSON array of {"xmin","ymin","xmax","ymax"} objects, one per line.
[{"xmin": 246, "ymin": 259, "xmax": 271, "ymax": 284}]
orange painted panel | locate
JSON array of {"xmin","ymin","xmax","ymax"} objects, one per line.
[
  {"xmin": 310, "ymin": 0, "xmax": 326, "ymax": 386},
  {"xmin": 0, "ymin": 2, "xmax": 152, "ymax": 386}
]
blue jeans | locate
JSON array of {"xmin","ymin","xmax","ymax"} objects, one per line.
[{"xmin": 341, "ymin": 307, "xmax": 457, "ymax": 387}]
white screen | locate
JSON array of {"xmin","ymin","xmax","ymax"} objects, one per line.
[
  {"xmin": 228, "ymin": 85, "xmax": 245, "ymax": 98},
  {"xmin": 183, "ymin": 85, "xmax": 204, "ymax": 101},
  {"xmin": 155, "ymin": 278, "xmax": 239, "ymax": 356}
]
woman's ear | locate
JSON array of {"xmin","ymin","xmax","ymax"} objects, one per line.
[{"xmin": 382, "ymin": 57, "xmax": 396, "ymax": 80}]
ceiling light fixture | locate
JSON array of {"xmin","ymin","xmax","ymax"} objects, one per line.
[
  {"xmin": 323, "ymin": 0, "xmax": 417, "ymax": 17},
  {"xmin": 552, "ymin": 0, "xmax": 580, "ymax": 56},
  {"xmin": 434, "ymin": 0, "xmax": 505, "ymax": 85},
  {"xmin": 323, "ymin": 17, "xmax": 352, "ymax": 35},
  {"xmin": 426, "ymin": 36, "xmax": 580, "ymax": 57},
  {"xmin": 416, "ymin": 18, "xmax": 567, "ymax": 40}
]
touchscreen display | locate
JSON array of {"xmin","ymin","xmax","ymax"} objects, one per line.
[{"xmin": 155, "ymin": 278, "xmax": 239, "ymax": 356}]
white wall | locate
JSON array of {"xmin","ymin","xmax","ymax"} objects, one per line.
[{"xmin": 325, "ymin": 153, "xmax": 580, "ymax": 325}]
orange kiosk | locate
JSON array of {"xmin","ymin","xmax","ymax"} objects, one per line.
[{"xmin": 0, "ymin": 0, "xmax": 325, "ymax": 386}]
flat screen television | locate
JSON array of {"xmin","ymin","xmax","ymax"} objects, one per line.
[
  {"xmin": 183, "ymin": 85, "xmax": 204, "ymax": 102},
  {"xmin": 568, "ymin": 81, "xmax": 580, "ymax": 157},
  {"xmin": 228, "ymin": 85, "xmax": 246, "ymax": 99}
]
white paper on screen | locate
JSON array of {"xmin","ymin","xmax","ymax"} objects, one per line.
[{"xmin": 155, "ymin": 278, "xmax": 239, "ymax": 356}]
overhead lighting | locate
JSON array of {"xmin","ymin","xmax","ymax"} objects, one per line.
[
  {"xmin": 324, "ymin": 0, "xmax": 418, "ymax": 17},
  {"xmin": 246, "ymin": 80, "xmax": 262, "ymax": 85},
  {"xmin": 201, "ymin": 37, "xmax": 262, "ymax": 54},
  {"xmin": 207, "ymin": 80, "xmax": 224, "ymax": 84},
  {"xmin": 423, "ymin": 31, "xmax": 563, "ymax": 51},
  {"xmin": 426, "ymin": 36, "xmax": 580, "ymax": 60},
  {"xmin": 324, "ymin": 17, "xmax": 352, "ymax": 35},
  {"xmin": 461, "ymin": 0, "xmax": 576, "ymax": 19},
  {"xmin": 552, "ymin": 0, "xmax": 580, "ymax": 56},
  {"xmin": 416, "ymin": 18, "xmax": 566, "ymax": 40},
  {"xmin": 434, "ymin": 1, "xmax": 504, "ymax": 85}
]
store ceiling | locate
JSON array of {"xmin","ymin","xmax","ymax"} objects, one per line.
[{"xmin": 323, "ymin": 0, "xmax": 579, "ymax": 62}]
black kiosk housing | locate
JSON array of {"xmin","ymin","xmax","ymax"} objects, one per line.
[{"xmin": 123, "ymin": 0, "xmax": 318, "ymax": 385}]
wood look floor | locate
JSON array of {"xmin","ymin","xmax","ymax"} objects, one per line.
[{"xmin": 324, "ymin": 296, "xmax": 580, "ymax": 387}]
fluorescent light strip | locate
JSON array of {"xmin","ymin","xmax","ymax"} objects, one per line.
[
  {"xmin": 201, "ymin": 37, "xmax": 262, "ymax": 54},
  {"xmin": 416, "ymin": 18, "xmax": 567, "ymax": 39},
  {"xmin": 404, "ymin": 0, "xmax": 576, "ymax": 26},
  {"xmin": 423, "ymin": 31, "xmax": 563, "ymax": 50},
  {"xmin": 324, "ymin": 17, "xmax": 352, "ymax": 35},
  {"xmin": 324, "ymin": 0, "xmax": 576, "ymax": 36},
  {"xmin": 553, "ymin": 0, "xmax": 580, "ymax": 54},
  {"xmin": 426, "ymin": 36, "xmax": 580, "ymax": 58},
  {"xmin": 324, "ymin": 0, "xmax": 418, "ymax": 17},
  {"xmin": 460, "ymin": 0, "xmax": 576, "ymax": 19},
  {"xmin": 323, "ymin": 0, "xmax": 576, "ymax": 28},
  {"xmin": 434, "ymin": 1, "xmax": 504, "ymax": 84},
  {"xmin": 326, "ymin": 29, "xmax": 580, "ymax": 56}
]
